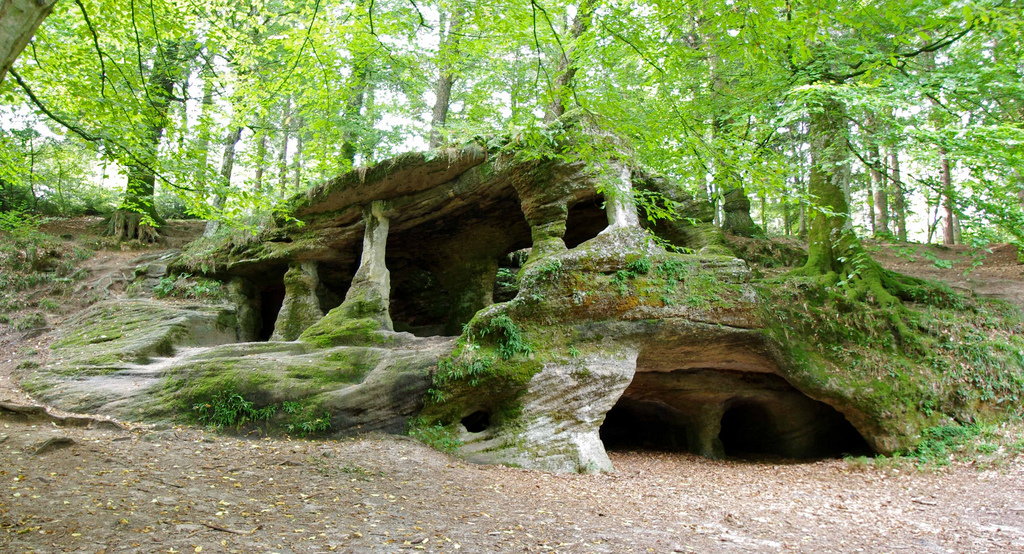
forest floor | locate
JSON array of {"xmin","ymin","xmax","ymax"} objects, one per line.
[{"xmin": 2, "ymin": 219, "xmax": 1024, "ymax": 553}]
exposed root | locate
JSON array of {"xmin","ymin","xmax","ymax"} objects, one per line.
[{"xmin": 106, "ymin": 210, "xmax": 162, "ymax": 243}]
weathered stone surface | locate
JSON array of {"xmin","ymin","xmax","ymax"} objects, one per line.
[
  {"xmin": 459, "ymin": 350, "xmax": 637, "ymax": 473},
  {"xmin": 27, "ymin": 143, "xmax": 1022, "ymax": 473},
  {"xmin": 271, "ymin": 261, "xmax": 324, "ymax": 341},
  {"xmin": 296, "ymin": 144, "xmax": 488, "ymax": 220},
  {"xmin": 30, "ymin": 311, "xmax": 451, "ymax": 433},
  {"xmin": 722, "ymin": 186, "xmax": 763, "ymax": 238}
]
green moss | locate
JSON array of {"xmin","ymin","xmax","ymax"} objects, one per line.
[
  {"xmin": 299, "ymin": 315, "xmax": 393, "ymax": 348},
  {"xmin": 760, "ymin": 277, "xmax": 1024, "ymax": 452}
]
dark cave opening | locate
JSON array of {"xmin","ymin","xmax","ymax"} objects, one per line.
[
  {"xmin": 599, "ymin": 369, "xmax": 874, "ymax": 460},
  {"xmin": 316, "ymin": 263, "xmax": 356, "ymax": 316},
  {"xmin": 599, "ymin": 397, "xmax": 690, "ymax": 452},
  {"xmin": 564, "ymin": 197, "xmax": 608, "ymax": 249},
  {"xmin": 493, "ymin": 248, "xmax": 530, "ymax": 304},
  {"xmin": 389, "ymin": 265, "xmax": 453, "ymax": 337},
  {"xmin": 257, "ymin": 285, "xmax": 286, "ymax": 341},
  {"xmin": 718, "ymin": 401, "xmax": 781, "ymax": 456},
  {"xmin": 461, "ymin": 410, "xmax": 491, "ymax": 433},
  {"xmin": 386, "ymin": 194, "xmax": 532, "ymax": 337},
  {"xmin": 718, "ymin": 398, "xmax": 872, "ymax": 459}
]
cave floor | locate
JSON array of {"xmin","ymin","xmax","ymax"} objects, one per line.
[{"xmin": 1, "ymin": 415, "xmax": 1023, "ymax": 553}]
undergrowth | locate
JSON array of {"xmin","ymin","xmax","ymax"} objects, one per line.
[
  {"xmin": 151, "ymin": 273, "xmax": 226, "ymax": 300},
  {"xmin": 0, "ymin": 214, "xmax": 92, "ymax": 323},
  {"xmin": 407, "ymin": 420, "xmax": 464, "ymax": 453},
  {"xmin": 847, "ymin": 420, "xmax": 1024, "ymax": 470},
  {"xmin": 765, "ymin": 276, "xmax": 1024, "ymax": 451},
  {"xmin": 191, "ymin": 389, "xmax": 333, "ymax": 436}
]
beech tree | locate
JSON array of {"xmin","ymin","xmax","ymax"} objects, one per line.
[
  {"xmin": 0, "ymin": 0, "xmax": 1019, "ymax": 255},
  {"xmin": 0, "ymin": 0, "xmax": 58, "ymax": 85}
]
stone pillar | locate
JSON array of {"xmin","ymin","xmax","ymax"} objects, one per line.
[
  {"xmin": 227, "ymin": 277, "xmax": 261, "ymax": 342},
  {"xmin": 527, "ymin": 218, "xmax": 568, "ymax": 263},
  {"xmin": 686, "ymin": 402, "xmax": 726, "ymax": 459},
  {"xmin": 270, "ymin": 261, "xmax": 324, "ymax": 341},
  {"xmin": 602, "ymin": 164, "xmax": 640, "ymax": 232},
  {"xmin": 338, "ymin": 200, "xmax": 393, "ymax": 330}
]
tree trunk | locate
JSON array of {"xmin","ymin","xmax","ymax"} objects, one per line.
[
  {"xmin": 203, "ymin": 127, "xmax": 242, "ymax": 238},
  {"xmin": 940, "ymin": 149, "xmax": 955, "ymax": 245},
  {"xmin": 0, "ymin": 0, "xmax": 58, "ymax": 85},
  {"xmin": 277, "ymin": 96, "xmax": 291, "ymax": 194},
  {"xmin": 868, "ymin": 143, "xmax": 888, "ymax": 236},
  {"xmin": 543, "ymin": 0, "xmax": 593, "ymax": 124},
  {"xmin": 800, "ymin": 97, "xmax": 853, "ymax": 275},
  {"xmin": 195, "ymin": 68, "xmax": 215, "ymax": 188},
  {"xmin": 792, "ymin": 96, "xmax": 913, "ymax": 306},
  {"xmin": 254, "ymin": 128, "xmax": 267, "ymax": 193},
  {"xmin": 108, "ymin": 41, "xmax": 182, "ymax": 242},
  {"xmin": 341, "ymin": 66, "xmax": 368, "ymax": 165},
  {"xmin": 890, "ymin": 150, "xmax": 907, "ymax": 242},
  {"xmin": 429, "ymin": 5, "xmax": 463, "ymax": 149},
  {"xmin": 866, "ymin": 159, "xmax": 876, "ymax": 236},
  {"xmin": 292, "ymin": 117, "xmax": 304, "ymax": 192}
]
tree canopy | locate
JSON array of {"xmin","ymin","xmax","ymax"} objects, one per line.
[{"xmin": 0, "ymin": 0, "xmax": 1021, "ymax": 251}]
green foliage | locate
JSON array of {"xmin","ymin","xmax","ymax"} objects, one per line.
[
  {"xmin": 152, "ymin": 273, "xmax": 225, "ymax": 300},
  {"xmin": 471, "ymin": 314, "xmax": 533, "ymax": 360},
  {"xmin": 922, "ymin": 251, "xmax": 953, "ymax": 269},
  {"xmin": 192, "ymin": 390, "xmax": 277, "ymax": 430},
  {"xmin": 286, "ymin": 413, "xmax": 332, "ymax": 437},
  {"xmin": 0, "ymin": 211, "xmax": 42, "ymax": 235},
  {"xmin": 910, "ymin": 424, "xmax": 981, "ymax": 465},
  {"xmin": 0, "ymin": 224, "xmax": 91, "ymax": 305},
  {"xmin": 611, "ymin": 257, "xmax": 653, "ymax": 294},
  {"xmin": 407, "ymin": 420, "xmax": 463, "ymax": 453}
]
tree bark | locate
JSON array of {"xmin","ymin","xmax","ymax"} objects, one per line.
[
  {"xmin": 341, "ymin": 66, "xmax": 368, "ymax": 165},
  {"xmin": 543, "ymin": 0, "xmax": 593, "ymax": 124},
  {"xmin": 107, "ymin": 41, "xmax": 182, "ymax": 241},
  {"xmin": 277, "ymin": 95, "xmax": 291, "ymax": 194},
  {"xmin": 869, "ymin": 143, "xmax": 888, "ymax": 236},
  {"xmin": 429, "ymin": 5, "xmax": 463, "ymax": 149},
  {"xmin": 195, "ymin": 67, "xmax": 215, "ymax": 188},
  {"xmin": 939, "ymin": 149, "xmax": 955, "ymax": 245},
  {"xmin": 0, "ymin": 0, "xmax": 58, "ymax": 85},
  {"xmin": 890, "ymin": 149, "xmax": 907, "ymax": 242},
  {"xmin": 292, "ymin": 116, "xmax": 304, "ymax": 192},
  {"xmin": 253, "ymin": 127, "xmax": 267, "ymax": 193},
  {"xmin": 203, "ymin": 127, "xmax": 242, "ymax": 238},
  {"xmin": 800, "ymin": 97, "xmax": 853, "ymax": 275}
]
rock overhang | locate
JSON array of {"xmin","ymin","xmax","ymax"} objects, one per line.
[{"xmin": 31, "ymin": 142, "xmax": 1023, "ymax": 473}]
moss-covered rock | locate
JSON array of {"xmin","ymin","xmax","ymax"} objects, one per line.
[
  {"xmin": 270, "ymin": 261, "xmax": 324, "ymax": 341},
  {"xmin": 21, "ymin": 143, "xmax": 1024, "ymax": 474}
]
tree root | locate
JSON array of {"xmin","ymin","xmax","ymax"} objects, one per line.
[{"xmin": 106, "ymin": 209, "xmax": 162, "ymax": 243}]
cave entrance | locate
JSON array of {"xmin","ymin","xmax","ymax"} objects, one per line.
[
  {"xmin": 600, "ymin": 369, "xmax": 872, "ymax": 460},
  {"xmin": 718, "ymin": 398, "xmax": 871, "ymax": 459},
  {"xmin": 386, "ymin": 193, "xmax": 532, "ymax": 337},
  {"xmin": 564, "ymin": 197, "xmax": 608, "ymax": 249},
  {"xmin": 257, "ymin": 285, "xmax": 286, "ymax": 341},
  {"xmin": 389, "ymin": 264, "xmax": 452, "ymax": 337}
]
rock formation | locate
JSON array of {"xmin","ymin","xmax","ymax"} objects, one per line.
[{"xmin": 23, "ymin": 137, "xmax": 1024, "ymax": 473}]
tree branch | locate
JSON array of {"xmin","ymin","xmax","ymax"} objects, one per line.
[
  {"xmin": 73, "ymin": 0, "xmax": 108, "ymax": 97},
  {"xmin": 9, "ymin": 68, "xmax": 195, "ymax": 193}
]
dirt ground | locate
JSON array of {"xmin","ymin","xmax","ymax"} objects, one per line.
[{"xmin": 2, "ymin": 221, "xmax": 1024, "ymax": 553}]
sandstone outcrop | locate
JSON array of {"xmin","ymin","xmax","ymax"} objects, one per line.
[{"xmin": 23, "ymin": 138, "xmax": 1024, "ymax": 472}]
